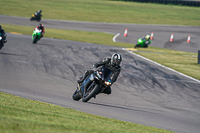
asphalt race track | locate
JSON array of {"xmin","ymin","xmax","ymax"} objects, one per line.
[
  {"xmin": 1, "ymin": 15, "xmax": 200, "ymax": 53},
  {"xmin": 0, "ymin": 15, "xmax": 200, "ymax": 133}
]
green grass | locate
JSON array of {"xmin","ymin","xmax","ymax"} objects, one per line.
[
  {"xmin": 0, "ymin": 0, "xmax": 199, "ymax": 132},
  {"xmin": 0, "ymin": 92, "xmax": 173, "ymax": 133},
  {"xmin": 0, "ymin": 0, "xmax": 200, "ymax": 25},
  {"xmin": 129, "ymin": 47, "xmax": 200, "ymax": 80},
  {"xmin": 1, "ymin": 23, "xmax": 131, "ymax": 48}
]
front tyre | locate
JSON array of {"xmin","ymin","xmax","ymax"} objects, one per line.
[
  {"xmin": 82, "ymin": 84, "xmax": 100, "ymax": 102},
  {"xmin": 72, "ymin": 89, "xmax": 82, "ymax": 101},
  {"xmin": 33, "ymin": 36, "xmax": 37, "ymax": 44},
  {"xmin": 0, "ymin": 42, "xmax": 3, "ymax": 50},
  {"xmin": 134, "ymin": 44, "xmax": 139, "ymax": 48}
]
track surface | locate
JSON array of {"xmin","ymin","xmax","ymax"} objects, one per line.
[
  {"xmin": 1, "ymin": 16, "xmax": 200, "ymax": 133},
  {"xmin": 1, "ymin": 15, "xmax": 200, "ymax": 53}
]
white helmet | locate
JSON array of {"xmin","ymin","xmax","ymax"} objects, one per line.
[
  {"xmin": 111, "ymin": 53, "xmax": 122, "ymax": 66},
  {"xmin": 146, "ymin": 35, "xmax": 150, "ymax": 40}
]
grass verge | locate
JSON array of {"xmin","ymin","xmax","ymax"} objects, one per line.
[
  {"xmin": 0, "ymin": 0, "xmax": 200, "ymax": 26},
  {"xmin": 1, "ymin": 23, "xmax": 132, "ymax": 48},
  {"xmin": 127, "ymin": 47, "xmax": 200, "ymax": 80},
  {"xmin": 0, "ymin": 92, "xmax": 173, "ymax": 133}
]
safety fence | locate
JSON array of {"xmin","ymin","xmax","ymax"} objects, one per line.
[{"xmin": 117, "ymin": 0, "xmax": 200, "ymax": 6}]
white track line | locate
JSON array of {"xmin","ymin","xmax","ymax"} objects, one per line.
[
  {"xmin": 113, "ymin": 33, "xmax": 120, "ymax": 42},
  {"xmin": 122, "ymin": 48, "xmax": 200, "ymax": 84}
]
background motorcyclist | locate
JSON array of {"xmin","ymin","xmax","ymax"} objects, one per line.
[
  {"xmin": 77, "ymin": 53, "xmax": 122, "ymax": 94},
  {"xmin": 33, "ymin": 24, "xmax": 45, "ymax": 37},
  {"xmin": 0, "ymin": 25, "xmax": 7, "ymax": 43},
  {"xmin": 34, "ymin": 10, "xmax": 42, "ymax": 19},
  {"xmin": 134, "ymin": 34, "xmax": 151, "ymax": 48}
]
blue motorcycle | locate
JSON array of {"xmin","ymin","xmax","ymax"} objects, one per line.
[{"xmin": 72, "ymin": 66, "xmax": 112, "ymax": 102}]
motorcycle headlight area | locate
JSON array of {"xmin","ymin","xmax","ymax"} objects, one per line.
[
  {"xmin": 105, "ymin": 81, "xmax": 111, "ymax": 86},
  {"xmin": 0, "ymin": 37, "xmax": 2, "ymax": 40}
]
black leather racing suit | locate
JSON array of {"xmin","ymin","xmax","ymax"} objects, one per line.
[
  {"xmin": 78, "ymin": 58, "xmax": 121, "ymax": 94},
  {"xmin": 34, "ymin": 10, "xmax": 42, "ymax": 19}
]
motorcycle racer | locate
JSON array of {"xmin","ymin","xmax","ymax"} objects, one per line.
[
  {"xmin": 30, "ymin": 10, "xmax": 42, "ymax": 21},
  {"xmin": 33, "ymin": 24, "xmax": 45, "ymax": 38},
  {"xmin": 34, "ymin": 10, "xmax": 42, "ymax": 19},
  {"xmin": 77, "ymin": 53, "xmax": 122, "ymax": 94},
  {"xmin": 134, "ymin": 35, "xmax": 151, "ymax": 48}
]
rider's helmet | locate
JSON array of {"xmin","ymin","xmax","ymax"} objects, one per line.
[
  {"xmin": 146, "ymin": 35, "xmax": 150, "ymax": 40},
  {"xmin": 111, "ymin": 53, "xmax": 122, "ymax": 66},
  {"xmin": 38, "ymin": 24, "xmax": 44, "ymax": 30},
  {"xmin": 39, "ymin": 10, "xmax": 42, "ymax": 13},
  {"xmin": 0, "ymin": 25, "xmax": 2, "ymax": 30}
]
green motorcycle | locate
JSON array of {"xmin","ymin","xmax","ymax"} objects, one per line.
[
  {"xmin": 134, "ymin": 37, "xmax": 151, "ymax": 48},
  {"xmin": 32, "ymin": 28, "xmax": 42, "ymax": 44}
]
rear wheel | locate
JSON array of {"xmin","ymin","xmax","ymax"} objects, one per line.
[
  {"xmin": 37, "ymin": 18, "xmax": 41, "ymax": 22},
  {"xmin": 82, "ymin": 84, "xmax": 100, "ymax": 102},
  {"xmin": 72, "ymin": 89, "xmax": 82, "ymax": 101}
]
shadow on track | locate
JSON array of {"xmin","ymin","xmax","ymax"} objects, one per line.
[
  {"xmin": 0, "ymin": 52, "xmax": 24, "ymax": 56},
  {"xmin": 88, "ymin": 101, "xmax": 160, "ymax": 115},
  {"xmin": 34, "ymin": 43, "xmax": 55, "ymax": 47}
]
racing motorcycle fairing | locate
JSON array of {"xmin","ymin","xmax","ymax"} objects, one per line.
[
  {"xmin": 73, "ymin": 66, "xmax": 112, "ymax": 102},
  {"xmin": 32, "ymin": 28, "xmax": 42, "ymax": 44}
]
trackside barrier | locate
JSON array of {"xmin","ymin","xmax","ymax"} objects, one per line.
[
  {"xmin": 125, "ymin": 0, "xmax": 200, "ymax": 7},
  {"xmin": 198, "ymin": 50, "xmax": 200, "ymax": 64}
]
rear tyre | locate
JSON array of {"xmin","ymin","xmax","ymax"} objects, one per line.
[
  {"xmin": 37, "ymin": 18, "xmax": 41, "ymax": 22},
  {"xmin": 72, "ymin": 89, "xmax": 82, "ymax": 101},
  {"xmin": 82, "ymin": 84, "xmax": 100, "ymax": 102}
]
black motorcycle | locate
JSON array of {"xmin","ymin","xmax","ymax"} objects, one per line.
[
  {"xmin": 0, "ymin": 33, "xmax": 5, "ymax": 50},
  {"xmin": 72, "ymin": 67, "xmax": 112, "ymax": 102},
  {"xmin": 30, "ymin": 13, "xmax": 42, "ymax": 22}
]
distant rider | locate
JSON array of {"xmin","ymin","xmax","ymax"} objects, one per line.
[
  {"xmin": 34, "ymin": 10, "xmax": 42, "ymax": 19},
  {"xmin": 0, "ymin": 25, "xmax": 7, "ymax": 44},
  {"xmin": 77, "ymin": 53, "xmax": 122, "ymax": 94},
  {"xmin": 134, "ymin": 35, "xmax": 151, "ymax": 48},
  {"xmin": 33, "ymin": 24, "xmax": 45, "ymax": 38}
]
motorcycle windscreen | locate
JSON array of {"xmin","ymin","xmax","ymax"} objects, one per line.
[{"xmin": 101, "ymin": 67, "xmax": 112, "ymax": 80}]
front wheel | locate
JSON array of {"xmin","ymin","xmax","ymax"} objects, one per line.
[
  {"xmin": 33, "ymin": 36, "xmax": 37, "ymax": 44},
  {"xmin": 82, "ymin": 84, "xmax": 100, "ymax": 102},
  {"xmin": 72, "ymin": 89, "xmax": 82, "ymax": 101},
  {"xmin": 134, "ymin": 44, "xmax": 139, "ymax": 48},
  {"xmin": 0, "ymin": 42, "xmax": 4, "ymax": 50}
]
